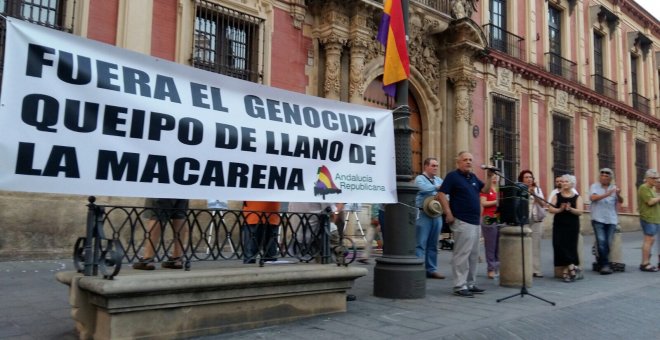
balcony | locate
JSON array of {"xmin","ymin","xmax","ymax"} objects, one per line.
[
  {"xmin": 483, "ymin": 24, "xmax": 526, "ymax": 62},
  {"xmin": 630, "ymin": 92, "xmax": 650, "ymax": 114},
  {"xmin": 373, "ymin": 0, "xmax": 451, "ymax": 14},
  {"xmin": 592, "ymin": 74, "xmax": 618, "ymax": 100},
  {"xmin": 544, "ymin": 52, "xmax": 577, "ymax": 82},
  {"xmin": 411, "ymin": 0, "xmax": 451, "ymax": 13}
]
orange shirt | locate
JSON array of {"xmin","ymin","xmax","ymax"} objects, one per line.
[{"xmin": 242, "ymin": 201, "xmax": 281, "ymax": 225}]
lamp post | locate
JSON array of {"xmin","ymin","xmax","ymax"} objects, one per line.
[{"xmin": 373, "ymin": 0, "xmax": 426, "ymax": 299}]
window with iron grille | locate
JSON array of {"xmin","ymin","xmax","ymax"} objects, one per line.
[
  {"xmin": 1, "ymin": 0, "xmax": 68, "ymax": 28},
  {"xmin": 193, "ymin": 0, "xmax": 263, "ymax": 83},
  {"xmin": 491, "ymin": 94, "xmax": 519, "ymax": 179},
  {"xmin": 635, "ymin": 139, "xmax": 647, "ymax": 187},
  {"xmin": 551, "ymin": 114, "xmax": 573, "ymax": 178},
  {"xmin": 1, "ymin": 0, "xmax": 71, "ymax": 92},
  {"xmin": 597, "ymin": 128, "xmax": 615, "ymax": 170}
]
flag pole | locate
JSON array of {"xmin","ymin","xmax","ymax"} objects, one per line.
[{"xmin": 374, "ymin": 0, "xmax": 426, "ymax": 299}]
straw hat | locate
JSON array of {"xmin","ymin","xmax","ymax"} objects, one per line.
[{"xmin": 423, "ymin": 196, "xmax": 443, "ymax": 218}]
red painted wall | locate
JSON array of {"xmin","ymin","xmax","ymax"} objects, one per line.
[
  {"xmin": 87, "ymin": 0, "xmax": 119, "ymax": 45},
  {"xmin": 151, "ymin": 0, "xmax": 177, "ymax": 61},
  {"xmin": 270, "ymin": 8, "xmax": 311, "ymax": 93}
]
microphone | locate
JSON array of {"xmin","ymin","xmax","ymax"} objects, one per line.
[{"xmin": 480, "ymin": 165, "xmax": 500, "ymax": 172}]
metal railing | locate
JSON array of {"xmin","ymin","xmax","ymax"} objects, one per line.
[
  {"xmin": 372, "ymin": 0, "xmax": 451, "ymax": 14},
  {"xmin": 483, "ymin": 24, "xmax": 526, "ymax": 62},
  {"xmin": 630, "ymin": 92, "xmax": 650, "ymax": 114},
  {"xmin": 592, "ymin": 74, "xmax": 617, "ymax": 100},
  {"xmin": 74, "ymin": 197, "xmax": 357, "ymax": 279},
  {"xmin": 411, "ymin": 0, "xmax": 451, "ymax": 13},
  {"xmin": 544, "ymin": 52, "xmax": 577, "ymax": 83}
]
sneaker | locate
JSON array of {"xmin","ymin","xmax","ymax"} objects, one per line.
[
  {"xmin": 453, "ymin": 289, "xmax": 474, "ymax": 298},
  {"xmin": 468, "ymin": 285, "xmax": 485, "ymax": 294},
  {"xmin": 132, "ymin": 257, "xmax": 155, "ymax": 270}
]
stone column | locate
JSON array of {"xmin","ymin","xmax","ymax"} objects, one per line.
[
  {"xmin": 348, "ymin": 41, "xmax": 367, "ymax": 104},
  {"xmin": 323, "ymin": 41, "xmax": 343, "ymax": 101},
  {"xmin": 450, "ymin": 74, "xmax": 475, "ymax": 153}
]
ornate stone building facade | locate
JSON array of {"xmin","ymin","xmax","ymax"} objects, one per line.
[{"xmin": 0, "ymin": 0, "xmax": 658, "ymax": 257}]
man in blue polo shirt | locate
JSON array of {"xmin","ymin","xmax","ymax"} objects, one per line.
[{"xmin": 438, "ymin": 151, "xmax": 494, "ymax": 297}]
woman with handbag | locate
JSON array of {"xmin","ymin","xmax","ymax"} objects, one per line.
[{"xmin": 518, "ymin": 170, "xmax": 547, "ymax": 278}]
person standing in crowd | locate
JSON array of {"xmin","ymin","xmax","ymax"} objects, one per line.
[
  {"xmin": 358, "ymin": 203, "xmax": 384, "ymax": 264},
  {"xmin": 287, "ymin": 201, "xmax": 337, "ymax": 258},
  {"xmin": 438, "ymin": 151, "xmax": 494, "ymax": 297},
  {"xmin": 414, "ymin": 157, "xmax": 445, "ymax": 279},
  {"xmin": 548, "ymin": 175, "xmax": 578, "ymax": 203},
  {"xmin": 589, "ymin": 168, "xmax": 623, "ymax": 274},
  {"xmin": 518, "ymin": 170, "xmax": 547, "ymax": 278},
  {"xmin": 133, "ymin": 198, "xmax": 190, "ymax": 270},
  {"xmin": 480, "ymin": 174, "xmax": 499, "ymax": 279},
  {"xmin": 242, "ymin": 201, "xmax": 281, "ymax": 264},
  {"xmin": 548, "ymin": 175, "xmax": 583, "ymax": 282},
  {"xmin": 637, "ymin": 169, "xmax": 660, "ymax": 272}
]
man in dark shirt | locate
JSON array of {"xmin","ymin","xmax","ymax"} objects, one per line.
[{"xmin": 438, "ymin": 151, "xmax": 494, "ymax": 297}]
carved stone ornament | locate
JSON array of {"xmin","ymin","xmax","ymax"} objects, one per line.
[
  {"xmin": 496, "ymin": 68, "xmax": 513, "ymax": 91},
  {"xmin": 408, "ymin": 12, "xmax": 442, "ymax": 94},
  {"xmin": 451, "ymin": 0, "xmax": 478, "ymax": 20},
  {"xmin": 451, "ymin": 75, "xmax": 475, "ymax": 122},
  {"xmin": 636, "ymin": 120, "xmax": 646, "ymax": 138},
  {"xmin": 349, "ymin": 48, "xmax": 367, "ymax": 98},
  {"xmin": 288, "ymin": 0, "xmax": 306, "ymax": 29},
  {"xmin": 323, "ymin": 43, "xmax": 343, "ymax": 99},
  {"xmin": 599, "ymin": 107, "xmax": 611, "ymax": 125},
  {"xmin": 556, "ymin": 89, "xmax": 568, "ymax": 110}
]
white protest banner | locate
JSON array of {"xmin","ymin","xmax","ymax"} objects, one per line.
[{"xmin": 0, "ymin": 20, "xmax": 397, "ymax": 203}]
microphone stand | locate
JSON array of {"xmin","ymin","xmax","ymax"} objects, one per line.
[{"xmin": 491, "ymin": 169, "xmax": 555, "ymax": 306}]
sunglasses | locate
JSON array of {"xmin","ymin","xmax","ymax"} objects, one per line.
[{"xmin": 600, "ymin": 171, "xmax": 611, "ymax": 176}]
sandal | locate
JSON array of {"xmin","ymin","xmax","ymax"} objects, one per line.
[
  {"xmin": 562, "ymin": 270, "xmax": 571, "ymax": 283},
  {"xmin": 639, "ymin": 263, "xmax": 658, "ymax": 272},
  {"xmin": 132, "ymin": 257, "xmax": 155, "ymax": 270},
  {"xmin": 568, "ymin": 264, "xmax": 577, "ymax": 281},
  {"xmin": 162, "ymin": 256, "xmax": 183, "ymax": 269}
]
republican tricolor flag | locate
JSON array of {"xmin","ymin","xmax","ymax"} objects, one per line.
[{"xmin": 377, "ymin": 0, "xmax": 410, "ymax": 97}]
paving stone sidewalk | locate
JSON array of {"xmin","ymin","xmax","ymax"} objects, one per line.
[{"xmin": 2, "ymin": 231, "xmax": 659, "ymax": 339}]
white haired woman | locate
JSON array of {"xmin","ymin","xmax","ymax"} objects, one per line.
[{"xmin": 548, "ymin": 174, "xmax": 584, "ymax": 282}]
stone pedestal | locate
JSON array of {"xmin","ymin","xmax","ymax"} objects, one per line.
[
  {"xmin": 56, "ymin": 264, "xmax": 366, "ymax": 339},
  {"xmin": 498, "ymin": 225, "xmax": 532, "ymax": 287}
]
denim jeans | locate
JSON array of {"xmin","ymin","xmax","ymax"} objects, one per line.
[
  {"xmin": 591, "ymin": 221, "xmax": 616, "ymax": 266},
  {"xmin": 415, "ymin": 211, "xmax": 442, "ymax": 275}
]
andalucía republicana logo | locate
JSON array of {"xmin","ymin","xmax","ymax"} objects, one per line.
[{"xmin": 314, "ymin": 165, "xmax": 342, "ymax": 199}]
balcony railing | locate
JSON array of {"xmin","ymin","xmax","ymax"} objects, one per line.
[
  {"xmin": 544, "ymin": 52, "xmax": 577, "ymax": 82},
  {"xmin": 630, "ymin": 92, "xmax": 650, "ymax": 114},
  {"xmin": 411, "ymin": 0, "xmax": 451, "ymax": 13},
  {"xmin": 592, "ymin": 74, "xmax": 618, "ymax": 100},
  {"xmin": 483, "ymin": 24, "xmax": 526, "ymax": 62},
  {"xmin": 373, "ymin": 0, "xmax": 451, "ymax": 14}
]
